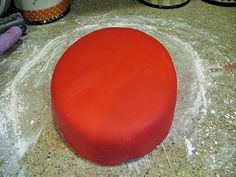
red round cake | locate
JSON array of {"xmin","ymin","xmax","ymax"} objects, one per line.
[{"xmin": 51, "ymin": 27, "xmax": 177, "ymax": 165}]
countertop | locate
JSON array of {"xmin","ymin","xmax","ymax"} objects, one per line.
[{"xmin": 0, "ymin": 0, "xmax": 235, "ymax": 176}]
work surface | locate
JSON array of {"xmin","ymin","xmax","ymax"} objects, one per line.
[{"xmin": 0, "ymin": 0, "xmax": 235, "ymax": 176}]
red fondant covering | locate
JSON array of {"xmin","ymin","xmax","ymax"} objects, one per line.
[{"xmin": 51, "ymin": 28, "xmax": 177, "ymax": 165}]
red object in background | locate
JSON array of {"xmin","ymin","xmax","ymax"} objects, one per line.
[{"xmin": 51, "ymin": 28, "xmax": 177, "ymax": 165}]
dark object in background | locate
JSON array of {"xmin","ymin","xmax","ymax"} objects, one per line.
[
  {"xmin": 13, "ymin": 0, "xmax": 70, "ymax": 25},
  {"xmin": 139, "ymin": 0, "xmax": 191, "ymax": 8},
  {"xmin": 0, "ymin": 0, "xmax": 11, "ymax": 17},
  {"xmin": 0, "ymin": 13, "xmax": 26, "ymax": 55},
  {"xmin": 0, "ymin": 12, "xmax": 26, "ymax": 34},
  {"xmin": 201, "ymin": 0, "xmax": 236, "ymax": 7}
]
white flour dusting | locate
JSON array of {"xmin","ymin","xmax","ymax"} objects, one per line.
[
  {"xmin": 0, "ymin": 15, "xmax": 234, "ymax": 177},
  {"xmin": 0, "ymin": 36, "xmax": 69, "ymax": 177},
  {"xmin": 185, "ymin": 138, "xmax": 195, "ymax": 158}
]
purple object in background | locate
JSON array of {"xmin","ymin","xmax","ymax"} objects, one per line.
[{"xmin": 0, "ymin": 26, "xmax": 22, "ymax": 55}]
